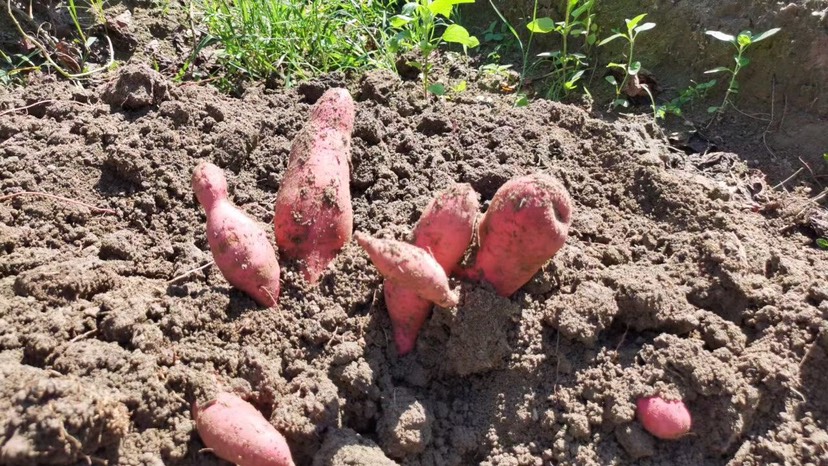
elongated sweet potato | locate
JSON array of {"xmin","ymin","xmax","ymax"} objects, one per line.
[
  {"xmin": 467, "ymin": 173, "xmax": 572, "ymax": 297},
  {"xmin": 355, "ymin": 232, "xmax": 459, "ymax": 309},
  {"xmin": 274, "ymin": 88, "xmax": 355, "ymax": 285},
  {"xmin": 383, "ymin": 183, "xmax": 479, "ymax": 355},
  {"xmin": 193, "ymin": 161, "xmax": 280, "ymax": 307},
  {"xmin": 194, "ymin": 392, "xmax": 295, "ymax": 466}
]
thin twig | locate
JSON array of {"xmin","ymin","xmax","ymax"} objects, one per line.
[
  {"xmin": 167, "ymin": 261, "xmax": 215, "ymax": 284},
  {"xmin": 771, "ymin": 168, "xmax": 803, "ymax": 191},
  {"xmin": 762, "ymin": 76, "xmax": 778, "ymax": 160},
  {"xmin": 0, "ymin": 191, "xmax": 116, "ymax": 215},
  {"xmin": 0, "ymin": 99, "xmax": 58, "ymax": 117}
]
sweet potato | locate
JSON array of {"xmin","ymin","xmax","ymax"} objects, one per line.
[
  {"xmin": 636, "ymin": 396, "xmax": 692, "ymax": 440},
  {"xmin": 273, "ymin": 88, "xmax": 355, "ymax": 285},
  {"xmin": 466, "ymin": 173, "xmax": 572, "ymax": 297},
  {"xmin": 192, "ymin": 161, "xmax": 280, "ymax": 307},
  {"xmin": 411, "ymin": 183, "xmax": 480, "ymax": 273},
  {"xmin": 383, "ymin": 184, "xmax": 479, "ymax": 355},
  {"xmin": 194, "ymin": 392, "xmax": 295, "ymax": 466},
  {"xmin": 355, "ymin": 232, "xmax": 459, "ymax": 309}
]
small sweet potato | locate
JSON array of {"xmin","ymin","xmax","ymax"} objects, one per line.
[
  {"xmin": 274, "ymin": 88, "xmax": 355, "ymax": 285},
  {"xmin": 636, "ymin": 396, "xmax": 692, "ymax": 440},
  {"xmin": 411, "ymin": 183, "xmax": 480, "ymax": 273},
  {"xmin": 467, "ymin": 173, "xmax": 572, "ymax": 297},
  {"xmin": 194, "ymin": 392, "xmax": 295, "ymax": 466},
  {"xmin": 355, "ymin": 232, "xmax": 459, "ymax": 308},
  {"xmin": 383, "ymin": 183, "xmax": 479, "ymax": 355},
  {"xmin": 193, "ymin": 161, "xmax": 280, "ymax": 307}
]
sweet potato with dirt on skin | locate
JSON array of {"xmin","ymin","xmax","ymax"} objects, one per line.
[
  {"xmin": 355, "ymin": 232, "xmax": 459, "ymax": 308},
  {"xmin": 274, "ymin": 88, "xmax": 355, "ymax": 285},
  {"xmin": 383, "ymin": 183, "xmax": 480, "ymax": 355},
  {"xmin": 194, "ymin": 391, "xmax": 295, "ymax": 466},
  {"xmin": 636, "ymin": 396, "xmax": 692, "ymax": 440},
  {"xmin": 411, "ymin": 183, "xmax": 480, "ymax": 273},
  {"xmin": 193, "ymin": 161, "xmax": 281, "ymax": 307},
  {"xmin": 466, "ymin": 173, "xmax": 572, "ymax": 297}
]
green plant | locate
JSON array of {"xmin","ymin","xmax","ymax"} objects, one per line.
[
  {"xmin": 0, "ymin": 49, "xmax": 38, "ymax": 86},
  {"xmin": 598, "ymin": 13, "xmax": 655, "ymax": 108},
  {"xmin": 199, "ymin": 0, "xmax": 397, "ymax": 86},
  {"xmin": 527, "ymin": 0, "xmax": 596, "ymax": 100},
  {"xmin": 655, "ymin": 79, "xmax": 717, "ymax": 120},
  {"xmin": 817, "ymin": 238, "xmax": 828, "ymax": 250},
  {"xmin": 389, "ymin": 0, "xmax": 480, "ymax": 97},
  {"xmin": 704, "ymin": 27, "xmax": 780, "ymax": 116}
]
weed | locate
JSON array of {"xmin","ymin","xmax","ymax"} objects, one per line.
[
  {"xmin": 655, "ymin": 79, "xmax": 717, "ymax": 120},
  {"xmin": 389, "ymin": 0, "xmax": 479, "ymax": 97},
  {"xmin": 199, "ymin": 0, "xmax": 397, "ymax": 86},
  {"xmin": 704, "ymin": 27, "xmax": 781, "ymax": 117},
  {"xmin": 527, "ymin": 0, "xmax": 596, "ymax": 100},
  {"xmin": 598, "ymin": 13, "xmax": 655, "ymax": 109},
  {"xmin": 0, "ymin": 49, "xmax": 39, "ymax": 86},
  {"xmin": 818, "ymin": 238, "xmax": 828, "ymax": 250}
]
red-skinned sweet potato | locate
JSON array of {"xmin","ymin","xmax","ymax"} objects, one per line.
[
  {"xmin": 193, "ymin": 161, "xmax": 280, "ymax": 307},
  {"xmin": 383, "ymin": 183, "xmax": 479, "ymax": 355},
  {"xmin": 194, "ymin": 392, "xmax": 295, "ymax": 466},
  {"xmin": 355, "ymin": 232, "xmax": 459, "ymax": 309},
  {"xmin": 466, "ymin": 173, "xmax": 572, "ymax": 297},
  {"xmin": 273, "ymin": 88, "xmax": 355, "ymax": 285},
  {"xmin": 636, "ymin": 396, "xmax": 692, "ymax": 440}
]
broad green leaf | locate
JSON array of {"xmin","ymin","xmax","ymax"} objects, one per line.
[
  {"xmin": 453, "ymin": 80, "xmax": 467, "ymax": 92},
  {"xmin": 587, "ymin": 33, "xmax": 597, "ymax": 45},
  {"xmin": 737, "ymin": 32, "xmax": 752, "ymax": 47},
  {"xmin": 567, "ymin": 0, "xmax": 579, "ymax": 10},
  {"xmin": 705, "ymin": 30, "xmax": 735, "ymax": 43},
  {"xmin": 442, "ymin": 24, "xmax": 475, "ymax": 46},
  {"xmin": 605, "ymin": 75, "xmax": 618, "ymax": 86},
  {"xmin": 634, "ymin": 22, "xmax": 655, "ymax": 33},
  {"xmin": 572, "ymin": 2, "xmax": 591, "ymax": 19},
  {"xmin": 736, "ymin": 56, "xmax": 750, "ymax": 67},
  {"xmin": 567, "ymin": 69, "xmax": 585, "ymax": 85},
  {"xmin": 428, "ymin": 0, "xmax": 453, "ymax": 18},
  {"xmin": 817, "ymin": 238, "xmax": 828, "ymax": 250},
  {"xmin": 428, "ymin": 83, "xmax": 446, "ymax": 95},
  {"xmin": 527, "ymin": 17, "xmax": 556, "ymax": 33},
  {"xmin": 515, "ymin": 94, "xmax": 529, "ymax": 107},
  {"xmin": 628, "ymin": 61, "xmax": 641, "ymax": 75},
  {"xmin": 613, "ymin": 98, "xmax": 630, "ymax": 108},
  {"xmin": 607, "ymin": 62, "xmax": 625, "ymax": 69},
  {"xmin": 707, "ymin": 106, "xmax": 720, "ymax": 113},
  {"xmin": 598, "ymin": 32, "xmax": 625, "ymax": 46},
  {"xmin": 625, "ymin": 14, "xmax": 647, "ymax": 32},
  {"xmin": 704, "ymin": 66, "xmax": 730, "ymax": 74},
  {"xmin": 390, "ymin": 14, "xmax": 413, "ymax": 28},
  {"xmin": 752, "ymin": 27, "xmax": 781, "ymax": 43},
  {"xmin": 401, "ymin": 2, "xmax": 419, "ymax": 15}
]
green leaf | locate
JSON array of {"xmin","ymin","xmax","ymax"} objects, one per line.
[
  {"xmin": 572, "ymin": 1, "xmax": 591, "ymax": 19},
  {"xmin": 453, "ymin": 80, "xmax": 467, "ymax": 92},
  {"xmin": 568, "ymin": 69, "xmax": 585, "ymax": 85},
  {"xmin": 587, "ymin": 33, "xmax": 597, "ymax": 45},
  {"xmin": 527, "ymin": 17, "xmax": 556, "ymax": 33},
  {"xmin": 429, "ymin": 0, "xmax": 453, "ymax": 18},
  {"xmin": 428, "ymin": 83, "xmax": 446, "ymax": 95},
  {"xmin": 817, "ymin": 238, "xmax": 828, "ymax": 250},
  {"xmin": 736, "ymin": 55, "xmax": 750, "ymax": 67},
  {"xmin": 752, "ymin": 27, "xmax": 781, "ymax": 43},
  {"xmin": 625, "ymin": 13, "xmax": 647, "ymax": 32},
  {"xmin": 628, "ymin": 61, "xmax": 641, "ymax": 75},
  {"xmin": 613, "ymin": 98, "xmax": 630, "ymax": 108},
  {"xmin": 515, "ymin": 94, "xmax": 529, "ymax": 107},
  {"xmin": 442, "ymin": 24, "xmax": 479, "ymax": 48},
  {"xmin": 705, "ymin": 30, "xmax": 736, "ymax": 43},
  {"xmin": 390, "ymin": 15, "xmax": 413, "ymax": 29},
  {"xmin": 704, "ymin": 66, "xmax": 730, "ymax": 74},
  {"xmin": 598, "ymin": 32, "xmax": 625, "ymax": 46},
  {"xmin": 737, "ymin": 32, "xmax": 752, "ymax": 47},
  {"xmin": 605, "ymin": 75, "xmax": 618, "ymax": 86},
  {"xmin": 823, "ymin": 153, "xmax": 828, "ymax": 163},
  {"xmin": 634, "ymin": 22, "xmax": 655, "ymax": 33},
  {"xmin": 606, "ymin": 62, "xmax": 625, "ymax": 69},
  {"xmin": 708, "ymin": 106, "xmax": 721, "ymax": 113}
]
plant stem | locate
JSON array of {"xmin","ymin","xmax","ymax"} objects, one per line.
[
  {"xmin": 616, "ymin": 35, "xmax": 635, "ymax": 102},
  {"xmin": 522, "ymin": 0, "xmax": 540, "ymax": 90},
  {"xmin": 719, "ymin": 45, "xmax": 744, "ymax": 113}
]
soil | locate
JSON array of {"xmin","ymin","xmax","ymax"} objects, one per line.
[{"xmin": 2, "ymin": 2, "xmax": 828, "ymax": 466}]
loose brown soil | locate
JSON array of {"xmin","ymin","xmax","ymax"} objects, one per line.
[{"xmin": 2, "ymin": 19, "xmax": 828, "ymax": 465}]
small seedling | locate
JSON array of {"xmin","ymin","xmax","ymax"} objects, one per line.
[
  {"xmin": 526, "ymin": 0, "xmax": 596, "ymax": 100},
  {"xmin": 704, "ymin": 27, "xmax": 781, "ymax": 116},
  {"xmin": 656, "ymin": 79, "xmax": 717, "ymax": 120},
  {"xmin": 817, "ymin": 238, "xmax": 828, "ymax": 250},
  {"xmin": 389, "ymin": 0, "xmax": 480, "ymax": 98},
  {"xmin": 598, "ymin": 13, "xmax": 655, "ymax": 109}
]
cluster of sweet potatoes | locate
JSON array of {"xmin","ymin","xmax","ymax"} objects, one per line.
[{"xmin": 190, "ymin": 87, "xmax": 689, "ymax": 464}]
